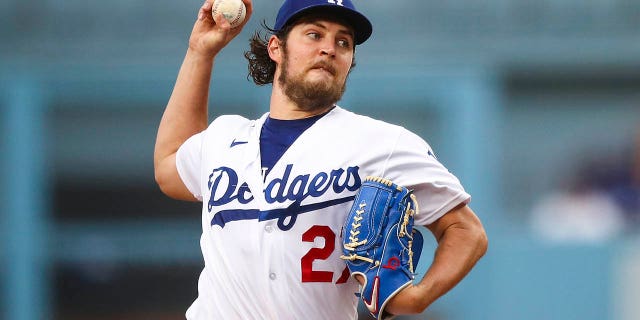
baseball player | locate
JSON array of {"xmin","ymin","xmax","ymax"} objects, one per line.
[{"xmin": 154, "ymin": 0, "xmax": 488, "ymax": 319}]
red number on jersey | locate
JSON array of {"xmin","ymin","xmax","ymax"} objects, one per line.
[{"xmin": 301, "ymin": 225, "xmax": 349, "ymax": 283}]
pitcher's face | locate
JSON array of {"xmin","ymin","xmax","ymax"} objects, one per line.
[{"xmin": 275, "ymin": 19, "xmax": 355, "ymax": 111}]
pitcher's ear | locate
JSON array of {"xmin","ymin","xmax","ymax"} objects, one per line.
[{"xmin": 268, "ymin": 35, "xmax": 283, "ymax": 64}]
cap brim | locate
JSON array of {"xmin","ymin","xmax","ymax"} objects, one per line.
[{"xmin": 280, "ymin": 5, "xmax": 372, "ymax": 45}]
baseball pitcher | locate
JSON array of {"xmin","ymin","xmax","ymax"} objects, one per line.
[{"xmin": 154, "ymin": 0, "xmax": 488, "ymax": 319}]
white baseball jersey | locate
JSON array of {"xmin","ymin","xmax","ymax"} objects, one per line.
[{"xmin": 176, "ymin": 106, "xmax": 470, "ymax": 320}]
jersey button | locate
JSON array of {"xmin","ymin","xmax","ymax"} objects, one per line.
[
  {"xmin": 269, "ymin": 272, "xmax": 277, "ymax": 280},
  {"xmin": 265, "ymin": 225, "xmax": 273, "ymax": 233}
]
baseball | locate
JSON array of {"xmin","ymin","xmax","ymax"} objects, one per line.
[{"xmin": 212, "ymin": 0, "xmax": 246, "ymax": 28}]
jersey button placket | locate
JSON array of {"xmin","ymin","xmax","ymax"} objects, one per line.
[{"xmin": 264, "ymin": 222, "xmax": 277, "ymax": 282}]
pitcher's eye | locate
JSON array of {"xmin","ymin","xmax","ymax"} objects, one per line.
[{"xmin": 338, "ymin": 39, "xmax": 352, "ymax": 49}]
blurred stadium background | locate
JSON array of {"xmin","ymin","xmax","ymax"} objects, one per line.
[{"xmin": 2, "ymin": 0, "xmax": 640, "ymax": 319}]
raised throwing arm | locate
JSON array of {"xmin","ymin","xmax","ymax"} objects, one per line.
[{"xmin": 153, "ymin": 0, "xmax": 253, "ymax": 200}]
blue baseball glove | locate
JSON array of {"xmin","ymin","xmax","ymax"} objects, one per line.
[{"xmin": 340, "ymin": 176, "xmax": 424, "ymax": 319}]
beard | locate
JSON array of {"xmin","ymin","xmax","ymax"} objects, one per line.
[{"xmin": 278, "ymin": 53, "xmax": 348, "ymax": 113}]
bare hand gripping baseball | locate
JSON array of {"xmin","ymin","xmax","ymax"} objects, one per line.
[
  {"xmin": 189, "ymin": 0, "xmax": 253, "ymax": 58},
  {"xmin": 341, "ymin": 177, "xmax": 425, "ymax": 319}
]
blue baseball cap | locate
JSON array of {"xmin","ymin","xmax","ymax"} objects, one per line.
[{"xmin": 274, "ymin": 0, "xmax": 372, "ymax": 45}]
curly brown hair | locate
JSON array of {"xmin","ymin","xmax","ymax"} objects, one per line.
[
  {"xmin": 244, "ymin": 16, "xmax": 356, "ymax": 86},
  {"xmin": 243, "ymin": 21, "xmax": 290, "ymax": 86}
]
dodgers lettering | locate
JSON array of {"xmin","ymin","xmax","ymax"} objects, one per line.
[
  {"xmin": 264, "ymin": 164, "xmax": 361, "ymax": 203},
  {"xmin": 208, "ymin": 167, "xmax": 254, "ymax": 211},
  {"xmin": 208, "ymin": 164, "xmax": 361, "ymax": 212}
]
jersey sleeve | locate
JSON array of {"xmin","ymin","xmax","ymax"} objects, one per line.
[
  {"xmin": 383, "ymin": 128, "xmax": 471, "ymax": 226},
  {"xmin": 176, "ymin": 132, "xmax": 204, "ymax": 201}
]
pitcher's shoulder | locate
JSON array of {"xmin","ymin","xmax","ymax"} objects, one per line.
[
  {"xmin": 210, "ymin": 114, "xmax": 253, "ymax": 127},
  {"xmin": 331, "ymin": 106, "xmax": 406, "ymax": 134}
]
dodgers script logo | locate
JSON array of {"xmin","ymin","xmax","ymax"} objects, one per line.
[{"xmin": 208, "ymin": 164, "xmax": 361, "ymax": 230}]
